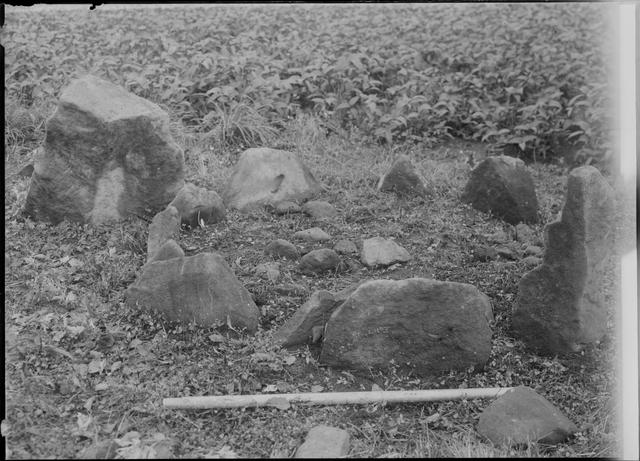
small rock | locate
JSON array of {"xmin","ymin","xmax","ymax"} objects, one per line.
[
  {"xmin": 255, "ymin": 262, "xmax": 281, "ymax": 282},
  {"xmin": 484, "ymin": 230, "xmax": 511, "ymax": 243},
  {"xmin": 169, "ymin": 182, "xmax": 226, "ymax": 227},
  {"xmin": 495, "ymin": 244, "xmax": 519, "ymax": 260},
  {"xmin": 377, "ymin": 154, "xmax": 431, "ymax": 197},
  {"xmin": 477, "ymin": 386, "xmax": 578, "ymax": 447},
  {"xmin": 274, "ymin": 283, "xmax": 308, "ymax": 297},
  {"xmin": 265, "ymin": 239, "xmax": 300, "ymax": 260},
  {"xmin": 298, "ymin": 249, "xmax": 341, "ymax": 274},
  {"xmin": 473, "ymin": 245, "xmax": 498, "ymax": 262},
  {"xmin": 515, "ymin": 223, "xmax": 536, "ymax": 243},
  {"xmin": 274, "ymin": 290, "xmax": 345, "ymax": 347},
  {"xmin": 302, "ymin": 200, "xmax": 337, "ymax": 219},
  {"xmin": 147, "ymin": 206, "xmax": 181, "ymax": 260},
  {"xmin": 272, "ymin": 201, "xmax": 302, "ymax": 215},
  {"xmin": 521, "ymin": 256, "xmax": 542, "ymax": 267},
  {"xmin": 293, "ymin": 227, "xmax": 332, "ymax": 242},
  {"xmin": 360, "ymin": 237, "xmax": 411, "ymax": 268},
  {"xmin": 333, "ymin": 239, "xmax": 358, "ymax": 255},
  {"xmin": 18, "ymin": 163, "xmax": 34, "ymax": 178},
  {"xmin": 78, "ymin": 440, "xmax": 119, "ymax": 459},
  {"xmin": 295, "ymin": 425, "xmax": 350, "ymax": 459},
  {"xmin": 524, "ymin": 245, "xmax": 544, "ymax": 257},
  {"xmin": 148, "ymin": 239, "xmax": 184, "ymax": 263}
]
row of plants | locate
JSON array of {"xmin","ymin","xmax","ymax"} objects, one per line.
[{"xmin": 4, "ymin": 4, "xmax": 615, "ymax": 164}]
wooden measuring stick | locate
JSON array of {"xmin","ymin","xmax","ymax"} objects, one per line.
[{"xmin": 163, "ymin": 387, "xmax": 512, "ymax": 410}]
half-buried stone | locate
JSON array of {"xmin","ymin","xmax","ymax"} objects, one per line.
[
  {"xmin": 512, "ymin": 165, "xmax": 615, "ymax": 355},
  {"xmin": 125, "ymin": 252, "xmax": 259, "ymax": 333},
  {"xmin": 293, "ymin": 227, "xmax": 332, "ymax": 242},
  {"xmin": 265, "ymin": 239, "xmax": 300, "ymax": 260},
  {"xmin": 23, "ymin": 75, "xmax": 184, "ymax": 224},
  {"xmin": 223, "ymin": 148, "xmax": 321, "ymax": 211},
  {"xmin": 302, "ymin": 200, "xmax": 337, "ymax": 219},
  {"xmin": 148, "ymin": 239, "xmax": 184, "ymax": 263},
  {"xmin": 320, "ymin": 278, "xmax": 493, "ymax": 377},
  {"xmin": 461, "ymin": 155, "xmax": 538, "ymax": 225}
]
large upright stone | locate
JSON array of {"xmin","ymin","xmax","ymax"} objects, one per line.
[
  {"xmin": 461, "ymin": 155, "xmax": 538, "ymax": 224},
  {"xmin": 512, "ymin": 166, "xmax": 615, "ymax": 354},
  {"xmin": 125, "ymin": 252, "xmax": 259, "ymax": 333},
  {"xmin": 223, "ymin": 148, "xmax": 321, "ymax": 211},
  {"xmin": 23, "ymin": 75, "xmax": 184, "ymax": 224},
  {"xmin": 320, "ymin": 278, "xmax": 493, "ymax": 376}
]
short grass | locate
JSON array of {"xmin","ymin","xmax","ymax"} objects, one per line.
[{"xmin": 4, "ymin": 105, "xmax": 631, "ymax": 458}]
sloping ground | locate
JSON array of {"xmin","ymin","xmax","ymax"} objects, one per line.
[{"xmin": 4, "ymin": 135, "xmax": 630, "ymax": 458}]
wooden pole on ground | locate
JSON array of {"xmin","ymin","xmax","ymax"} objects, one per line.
[{"xmin": 163, "ymin": 387, "xmax": 512, "ymax": 410}]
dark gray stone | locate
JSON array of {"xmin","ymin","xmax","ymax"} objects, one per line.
[
  {"xmin": 512, "ymin": 166, "xmax": 615, "ymax": 354},
  {"xmin": 461, "ymin": 155, "xmax": 538, "ymax": 224},
  {"xmin": 478, "ymin": 386, "xmax": 578, "ymax": 447},
  {"xmin": 169, "ymin": 182, "xmax": 225, "ymax": 227},
  {"xmin": 147, "ymin": 206, "xmax": 181, "ymax": 260},
  {"xmin": 298, "ymin": 249, "xmax": 341, "ymax": 274},
  {"xmin": 377, "ymin": 155, "xmax": 430, "ymax": 197},
  {"xmin": 265, "ymin": 239, "xmax": 300, "ymax": 260},
  {"xmin": 320, "ymin": 278, "xmax": 493, "ymax": 377}
]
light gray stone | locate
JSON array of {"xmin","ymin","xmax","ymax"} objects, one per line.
[
  {"xmin": 295, "ymin": 425, "xmax": 350, "ymax": 459},
  {"xmin": 360, "ymin": 237, "xmax": 411, "ymax": 268},
  {"xmin": 293, "ymin": 227, "xmax": 332, "ymax": 242},
  {"xmin": 147, "ymin": 206, "xmax": 181, "ymax": 260},
  {"xmin": 169, "ymin": 182, "xmax": 225, "ymax": 227}
]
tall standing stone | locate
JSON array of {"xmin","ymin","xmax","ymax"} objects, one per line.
[
  {"xmin": 23, "ymin": 75, "xmax": 184, "ymax": 224},
  {"xmin": 461, "ymin": 155, "xmax": 538, "ymax": 224},
  {"xmin": 512, "ymin": 166, "xmax": 615, "ymax": 354},
  {"xmin": 223, "ymin": 148, "xmax": 321, "ymax": 211}
]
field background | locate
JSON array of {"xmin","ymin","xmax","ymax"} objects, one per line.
[{"xmin": 3, "ymin": 3, "xmax": 634, "ymax": 459}]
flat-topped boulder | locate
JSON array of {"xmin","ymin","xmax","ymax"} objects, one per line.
[
  {"xmin": 512, "ymin": 166, "xmax": 615, "ymax": 354},
  {"xmin": 23, "ymin": 75, "xmax": 184, "ymax": 224},
  {"xmin": 461, "ymin": 155, "xmax": 538, "ymax": 225},
  {"xmin": 320, "ymin": 278, "xmax": 493, "ymax": 376},
  {"xmin": 223, "ymin": 148, "xmax": 321, "ymax": 211},
  {"xmin": 360, "ymin": 237, "xmax": 411, "ymax": 268},
  {"xmin": 125, "ymin": 252, "xmax": 259, "ymax": 333}
]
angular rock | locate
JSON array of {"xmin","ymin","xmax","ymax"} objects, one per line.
[
  {"xmin": 512, "ymin": 166, "xmax": 615, "ymax": 354},
  {"xmin": 320, "ymin": 278, "xmax": 493, "ymax": 376},
  {"xmin": 302, "ymin": 200, "xmax": 337, "ymax": 219},
  {"xmin": 334, "ymin": 239, "xmax": 358, "ymax": 255},
  {"xmin": 125, "ymin": 252, "xmax": 259, "ymax": 333},
  {"xmin": 23, "ymin": 75, "xmax": 184, "ymax": 224},
  {"xmin": 148, "ymin": 239, "xmax": 184, "ymax": 263},
  {"xmin": 293, "ymin": 227, "xmax": 331, "ymax": 242},
  {"xmin": 298, "ymin": 249, "xmax": 341, "ymax": 274},
  {"xmin": 377, "ymin": 155, "xmax": 430, "ymax": 197},
  {"xmin": 274, "ymin": 291, "xmax": 343, "ymax": 347},
  {"xmin": 360, "ymin": 237, "xmax": 411, "ymax": 268},
  {"xmin": 478, "ymin": 386, "xmax": 578, "ymax": 447},
  {"xmin": 295, "ymin": 425, "xmax": 350, "ymax": 459},
  {"xmin": 495, "ymin": 244, "xmax": 519, "ymax": 260},
  {"xmin": 271, "ymin": 200, "xmax": 302, "ymax": 215},
  {"xmin": 169, "ymin": 182, "xmax": 225, "ymax": 227},
  {"xmin": 147, "ymin": 206, "xmax": 181, "ymax": 259},
  {"xmin": 255, "ymin": 262, "xmax": 280, "ymax": 282},
  {"xmin": 461, "ymin": 155, "xmax": 538, "ymax": 225},
  {"xmin": 265, "ymin": 239, "xmax": 300, "ymax": 260},
  {"xmin": 223, "ymin": 148, "xmax": 321, "ymax": 211}
]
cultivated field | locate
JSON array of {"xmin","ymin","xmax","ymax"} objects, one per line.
[{"xmin": 4, "ymin": 3, "xmax": 632, "ymax": 458}]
